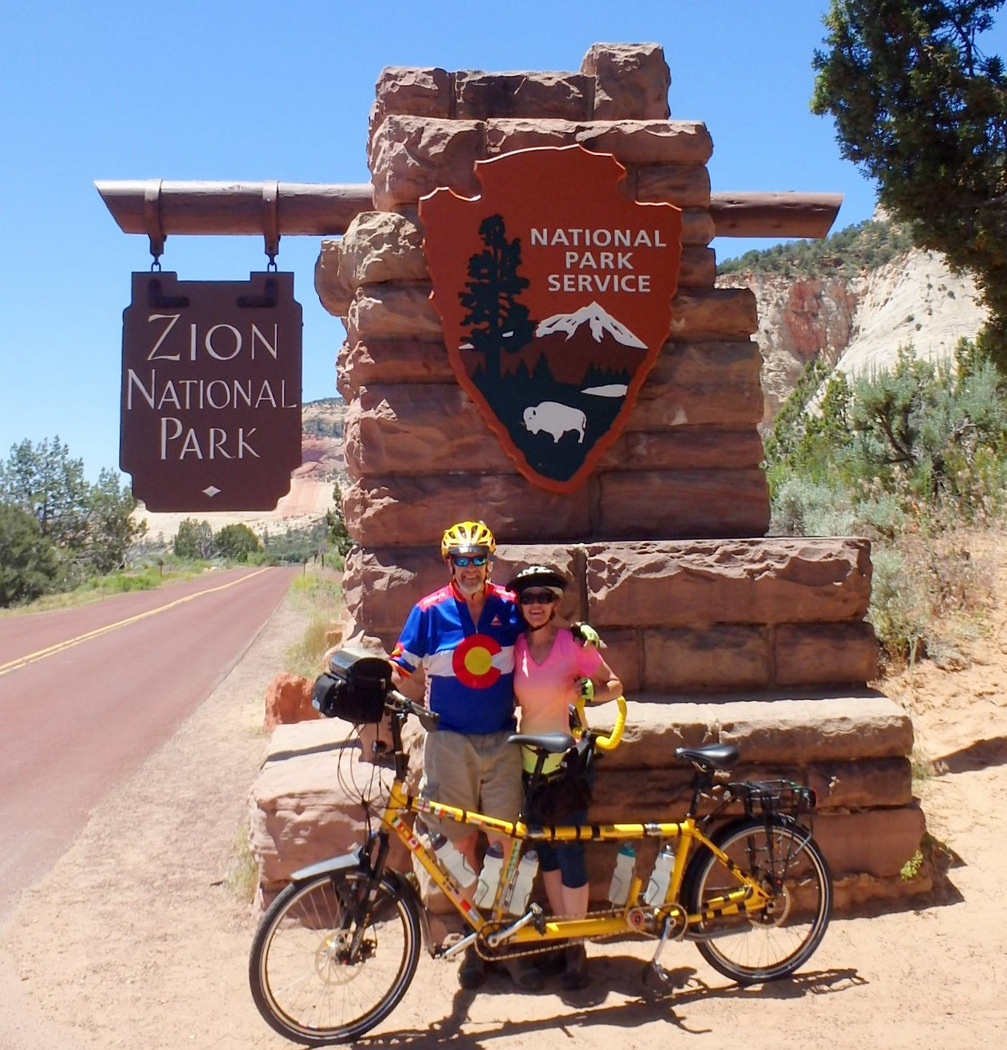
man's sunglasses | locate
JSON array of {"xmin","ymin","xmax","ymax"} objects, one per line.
[
  {"xmin": 519, "ymin": 590, "xmax": 557, "ymax": 605},
  {"xmin": 451, "ymin": 555, "xmax": 487, "ymax": 567}
]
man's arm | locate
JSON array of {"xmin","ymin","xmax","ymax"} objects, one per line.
[{"xmin": 391, "ymin": 661, "xmax": 426, "ymax": 702}]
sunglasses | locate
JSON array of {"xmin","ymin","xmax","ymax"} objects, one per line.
[
  {"xmin": 519, "ymin": 590, "xmax": 557, "ymax": 605},
  {"xmin": 451, "ymin": 555, "xmax": 487, "ymax": 567}
]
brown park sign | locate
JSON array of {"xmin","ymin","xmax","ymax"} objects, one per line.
[
  {"xmin": 421, "ymin": 145, "xmax": 682, "ymax": 493},
  {"xmin": 120, "ymin": 271, "xmax": 302, "ymax": 511}
]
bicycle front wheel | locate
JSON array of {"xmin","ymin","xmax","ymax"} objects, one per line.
[
  {"xmin": 249, "ymin": 870, "xmax": 421, "ymax": 1046},
  {"xmin": 685, "ymin": 816, "xmax": 832, "ymax": 984}
]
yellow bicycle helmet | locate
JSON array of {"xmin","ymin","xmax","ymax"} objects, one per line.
[{"xmin": 441, "ymin": 520, "xmax": 496, "ymax": 559}]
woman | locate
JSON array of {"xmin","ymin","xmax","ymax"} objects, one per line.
[{"xmin": 507, "ymin": 565, "xmax": 624, "ymax": 989}]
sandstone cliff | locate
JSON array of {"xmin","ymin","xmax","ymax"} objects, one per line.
[{"xmin": 719, "ymin": 248, "xmax": 989, "ymax": 425}]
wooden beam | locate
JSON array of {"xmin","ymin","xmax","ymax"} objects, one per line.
[
  {"xmin": 95, "ymin": 180, "xmax": 843, "ymax": 241},
  {"xmin": 709, "ymin": 192, "xmax": 845, "ymax": 240}
]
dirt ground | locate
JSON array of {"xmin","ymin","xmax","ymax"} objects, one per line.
[{"xmin": 1, "ymin": 543, "xmax": 1006, "ymax": 1050}]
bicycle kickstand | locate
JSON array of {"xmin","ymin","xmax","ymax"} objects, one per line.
[{"xmin": 641, "ymin": 914, "xmax": 679, "ymax": 998}]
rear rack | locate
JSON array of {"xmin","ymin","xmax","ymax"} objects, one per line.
[{"xmin": 727, "ymin": 779, "xmax": 817, "ymax": 821}]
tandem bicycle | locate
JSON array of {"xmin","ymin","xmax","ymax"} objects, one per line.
[{"xmin": 249, "ymin": 649, "xmax": 832, "ymax": 1046}]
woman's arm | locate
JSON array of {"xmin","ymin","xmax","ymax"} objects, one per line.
[{"xmin": 584, "ymin": 656, "xmax": 623, "ymax": 705}]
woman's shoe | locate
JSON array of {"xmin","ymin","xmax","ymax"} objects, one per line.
[{"xmin": 560, "ymin": 943, "xmax": 589, "ymax": 990}]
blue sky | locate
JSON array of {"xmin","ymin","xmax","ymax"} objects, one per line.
[{"xmin": 0, "ymin": 1, "xmax": 936, "ymax": 482}]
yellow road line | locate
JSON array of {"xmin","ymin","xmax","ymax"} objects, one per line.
[{"xmin": 0, "ymin": 569, "xmax": 269, "ymax": 677}]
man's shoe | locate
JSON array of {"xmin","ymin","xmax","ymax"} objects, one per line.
[
  {"xmin": 560, "ymin": 943, "xmax": 590, "ymax": 990},
  {"xmin": 459, "ymin": 946, "xmax": 486, "ymax": 989},
  {"xmin": 505, "ymin": 955, "xmax": 544, "ymax": 991}
]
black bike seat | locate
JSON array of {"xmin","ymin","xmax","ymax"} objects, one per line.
[
  {"xmin": 673, "ymin": 744, "xmax": 740, "ymax": 770},
  {"xmin": 507, "ymin": 731, "xmax": 575, "ymax": 754}
]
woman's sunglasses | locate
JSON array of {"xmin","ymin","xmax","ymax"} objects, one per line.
[
  {"xmin": 451, "ymin": 555, "xmax": 487, "ymax": 567},
  {"xmin": 519, "ymin": 590, "xmax": 557, "ymax": 605}
]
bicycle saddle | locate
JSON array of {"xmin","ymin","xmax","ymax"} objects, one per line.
[
  {"xmin": 674, "ymin": 744, "xmax": 740, "ymax": 770},
  {"xmin": 507, "ymin": 731, "xmax": 576, "ymax": 754}
]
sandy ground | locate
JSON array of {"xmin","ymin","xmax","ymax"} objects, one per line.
[{"xmin": 1, "ymin": 545, "xmax": 1006, "ymax": 1050}]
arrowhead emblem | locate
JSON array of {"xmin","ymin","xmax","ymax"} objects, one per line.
[{"xmin": 420, "ymin": 145, "xmax": 682, "ymax": 493}]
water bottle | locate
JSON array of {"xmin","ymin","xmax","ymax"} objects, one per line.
[
  {"xmin": 607, "ymin": 843, "xmax": 636, "ymax": 905},
  {"xmin": 474, "ymin": 842, "xmax": 505, "ymax": 908},
  {"xmin": 431, "ymin": 832, "xmax": 477, "ymax": 888},
  {"xmin": 510, "ymin": 849, "xmax": 539, "ymax": 913},
  {"xmin": 644, "ymin": 843, "xmax": 676, "ymax": 906}
]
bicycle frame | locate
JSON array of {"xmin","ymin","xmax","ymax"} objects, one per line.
[{"xmin": 358, "ymin": 730, "xmax": 775, "ymax": 956}]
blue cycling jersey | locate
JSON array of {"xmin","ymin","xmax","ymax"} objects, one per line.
[{"xmin": 390, "ymin": 582, "xmax": 523, "ymax": 734}]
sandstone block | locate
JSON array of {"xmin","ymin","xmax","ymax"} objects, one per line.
[
  {"xmin": 337, "ymin": 211, "xmax": 427, "ymax": 288},
  {"xmin": 713, "ymin": 695, "xmax": 914, "ymax": 763},
  {"xmin": 337, "ymin": 339, "xmax": 454, "ymax": 398},
  {"xmin": 342, "ymin": 474, "xmax": 592, "ymax": 548},
  {"xmin": 343, "ymin": 383, "xmax": 512, "ymax": 478},
  {"xmin": 630, "ymin": 340, "xmax": 764, "ymax": 429},
  {"xmin": 681, "ymin": 208, "xmax": 717, "ymax": 247},
  {"xmin": 577, "ymin": 120, "xmax": 713, "ymax": 165},
  {"xmin": 678, "ymin": 246, "xmax": 716, "ymax": 288},
  {"xmin": 600, "ymin": 695, "xmax": 913, "ymax": 769},
  {"xmin": 671, "ymin": 287, "xmax": 759, "ymax": 338},
  {"xmin": 775, "ymin": 622, "xmax": 879, "ymax": 686},
  {"xmin": 600, "ymin": 429, "xmax": 765, "ymax": 471},
  {"xmin": 455, "ymin": 71, "xmax": 591, "ymax": 120},
  {"xmin": 369, "ymin": 116, "xmax": 483, "ymax": 210},
  {"xmin": 643, "ymin": 625, "xmax": 772, "ymax": 692},
  {"xmin": 584, "ymin": 538, "xmax": 873, "ymax": 628},
  {"xmin": 370, "ymin": 65, "xmax": 452, "ymax": 130},
  {"xmin": 314, "ymin": 240, "xmax": 351, "ymax": 319},
  {"xmin": 345, "ymin": 284, "xmax": 442, "ymax": 341},
  {"xmin": 263, "ymin": 673, "xmax": 319, "ymax": 732},
  {"xmin": 581, "ymin": 43, "xmax": 670, "ymax": 120},
  {"xmin": 632, "ymin": 163, "xmax": 711, "ymax": 208},
  {"xmin": 483, "ymin": 118, "xmax": 580, "ymax": 156},
  {"xmin": 815, "ymin": 805, "xmax": 926, "ymax": 878},
  {"xmin": 598, "ymin": 469, "xmax": 770, "ymax": 539}
]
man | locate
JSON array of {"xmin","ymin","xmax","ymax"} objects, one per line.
[{"xmin": 389, "ymin": 520, "xmax": 535, "ymax": 990}]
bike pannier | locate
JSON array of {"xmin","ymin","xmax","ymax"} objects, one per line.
[{"xmin": 312, "ymin": 647, "xmax": 391, "ymax": 724}]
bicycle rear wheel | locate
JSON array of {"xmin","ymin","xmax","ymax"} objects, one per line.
[
  {"xmin": 249, "ymin": 870, "xmax": 421, "ymax": 1046},
  {"xmin": 685, "ymin": 816, "xmax": 832, "ymax": 984}
]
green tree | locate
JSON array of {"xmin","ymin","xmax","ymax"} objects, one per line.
[
  {"xmin": 214, "ymin": 523, "xmax": 262, "ymax": 562},
  {"xmin": 811, "ymin": 1, "xmax": 1007, "ymax": 369},
  {"xmin": 459, "ymin": 214, "xmax": 536, "ymax": 380},
  {"xmin": 173, "ymin": 518, "xmax": 214, "ymax": 560},
  {"xmin": 79, "ymin": 468, "xmax": 146, "ymax": 575},
  {"xmin": 1, "ymin": 436, "xmax": 90, "ymax": 548},
  {"xmin": 0, "ymin": 503, "xmax": 61, "ymax": 606},
  {"xmin": 324, "ymin": 482, "xmax": 353, "ymax": 558}
]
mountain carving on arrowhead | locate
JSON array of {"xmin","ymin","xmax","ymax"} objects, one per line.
[{"xmin": 535, "ymin": 301, "xmax": 647, "ymax": 349}]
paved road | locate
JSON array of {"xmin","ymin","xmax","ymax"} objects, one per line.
[{"xmin": 0, "ymin": 565, "xmax": 296, "ymax": 917}]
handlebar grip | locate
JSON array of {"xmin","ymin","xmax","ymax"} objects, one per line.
[
  {"xmin": 594, "ymin": 696, "xmax": 627, "ymax": 751},
  {"xmin": 572, "ymin": 695, "xmax": 627, "ymax": 751}
]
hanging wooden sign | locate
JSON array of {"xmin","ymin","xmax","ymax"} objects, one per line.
[
  {"xmin": 420, "ymin": 144, "xmax": 682, "ymax": 493},
  {"xmin": 119, "ymin": 271, "xmax": 302, "ymax": 511}
]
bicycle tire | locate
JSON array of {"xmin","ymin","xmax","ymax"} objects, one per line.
[
  {"xmin": 249, "ymin": 869, "xmax": 421, "ymax": 1046},
  {"xmin": 684, "ymin": 816, "xmax": 832, "ymax": 984}
]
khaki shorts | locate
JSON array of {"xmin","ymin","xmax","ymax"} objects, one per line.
[{"xmin": 420, "ymin": 729, "xmax": 523, "ymax": 842}]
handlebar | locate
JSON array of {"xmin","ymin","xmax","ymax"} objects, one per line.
[
  {"xmin": 386, "ymin": 689, "xmax": 440, "ymax": 732},
  {"xmin": 573, "ymin": 695, "xmax": 627, "ymax": 751}
]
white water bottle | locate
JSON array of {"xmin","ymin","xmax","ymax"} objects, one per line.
[
  {"xmin": 431, "ymin": 832, "xmax": 477, "ymax": 888},
  {"xmin": 510, "ymin": 849, "xmax": 539, "ymax": 912},
  {"xmin": 607, "ymin": 843, "xmax": 636, "ymax": 905},
  {"xmin": 644, "ymin": 844, "xmax": 676, "ymax": 906},
  {"xmin": 474, "ymin": 842, "xmax": 505, "ymax": 908}
]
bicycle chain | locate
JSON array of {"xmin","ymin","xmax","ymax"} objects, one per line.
[{"xmin": 472, "ymin": 906, "xmax": 656, "ymax": 962}]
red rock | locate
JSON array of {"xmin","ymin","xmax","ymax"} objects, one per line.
[{"xmin": 263, "ymin": 673, "xmax": 319, "ymax": 733}]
